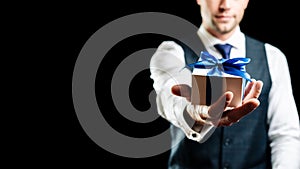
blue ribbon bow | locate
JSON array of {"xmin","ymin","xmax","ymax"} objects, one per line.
[{"xmin": 187, "ymin": 51, "xmax": 252, "ymax": 81}]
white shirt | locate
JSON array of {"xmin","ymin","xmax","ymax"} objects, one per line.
[{"xmin": 150, "ymin": 25, "xmax": 300, "ymax": 168}]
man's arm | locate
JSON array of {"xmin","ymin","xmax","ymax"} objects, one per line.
[{"xmin": 150, "ymin": 41, "xmax": 216, "ymax": 142}]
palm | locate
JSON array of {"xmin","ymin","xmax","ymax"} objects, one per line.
[{"xmin": 171, "ymin": 80, "xmax": 263, "ymax": 126}]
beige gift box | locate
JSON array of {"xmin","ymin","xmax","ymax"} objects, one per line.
[{"xmin": 191, "ymin": 69, "xmax": 244, "ymax": 107}]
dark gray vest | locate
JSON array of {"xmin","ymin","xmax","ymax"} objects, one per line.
[{"xmin": 169, "ymin": 36, "xmax": 272, "ymax": 169}]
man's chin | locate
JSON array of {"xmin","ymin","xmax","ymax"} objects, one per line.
[{"xmin": 216, "ymin": 24, "xmax": 235, "ymax": 34}]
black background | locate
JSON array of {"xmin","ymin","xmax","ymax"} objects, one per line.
[{"xmin": 18, "ymin": 0, "xmax": 299, "ymax": 168}]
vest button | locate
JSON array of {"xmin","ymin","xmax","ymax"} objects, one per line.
[
  {"xmin": 224, "ymin": 138, "xmax": 231, "ymax": 146},
  {"xmin": 223, "ymin": 163, "xmax": 230, "ymax": 169}
]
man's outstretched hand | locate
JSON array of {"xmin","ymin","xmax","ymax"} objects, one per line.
[{"xmin": 171, "ymin": 80, "xmax": 263, "ymax": 127}]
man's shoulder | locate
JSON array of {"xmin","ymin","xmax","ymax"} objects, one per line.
[{"xmin": 245, "ymin": 35, "xmax": 265, "ymax": 44}]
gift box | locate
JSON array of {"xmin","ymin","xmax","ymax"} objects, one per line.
[
  {"xmin": 191, "ymin": 74, "xmax": 243, "ymax": 107},
  {"xmin": 188, "ymin": 51, "xmax": 252, "ymax": 107}
]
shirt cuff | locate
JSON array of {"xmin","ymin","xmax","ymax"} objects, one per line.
[{"xmin": 175, "ymin": 102, "xmax": 216, "ymax": 142}]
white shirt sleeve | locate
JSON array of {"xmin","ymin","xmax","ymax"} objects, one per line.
[
  {"xmin": 150, "ymin": 41, "xmax": 215, "ymax": 142},
  {"xmin": 265, "ymin": 43, "xmax": 300, "ymax": 169}
]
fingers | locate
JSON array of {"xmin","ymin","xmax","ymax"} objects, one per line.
[
  {"xmin": 252, "ymin": 80, "xmax": 263, "ymax": 98},
  {"xmin": 217, "ymin": 81, "xmax": 262, "ymax": 127},
  {"xmin": 171, "ymin": 84, "xmax": 191, "ymax": 101},
  {"xmin": 217, "ymin": 99, "xmax": 260, "ymax": 126},
  {"xmin": 187, "ymin": 93, "xmax": 260, "ymax": 127},
  {"xmin": 186, "ymin": 104, "xmax": 211, "ymax": 125},
  {"xmin": 222, "ymin": 98, "xmax": 260, "ymax": 123},
  {"xmin": 244, "ymin": 79, "xmax": 256, "ymax": 97},
  {"xmin": 243, "ymin": 80, "xmax": 263, "ymax": 101},
  {"xmin": 217, "ymin": 116, "xmax": 234, "ymax": 127},
  {"xmin": 179, "ymin": 79, "xmax": 263, "ymax": 128},
  {"xmin": 208, "ymin": 91, "xmax": 233, "ymax": 120}
]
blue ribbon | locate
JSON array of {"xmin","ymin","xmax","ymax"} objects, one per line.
[{"xmin": 187, "ymin": 51, "xmax": 252, "ymax": 81}]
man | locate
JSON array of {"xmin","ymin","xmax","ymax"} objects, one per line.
[{"xmin": 150, "ymin": 0, "xmax": 300, "ymax": 168}]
